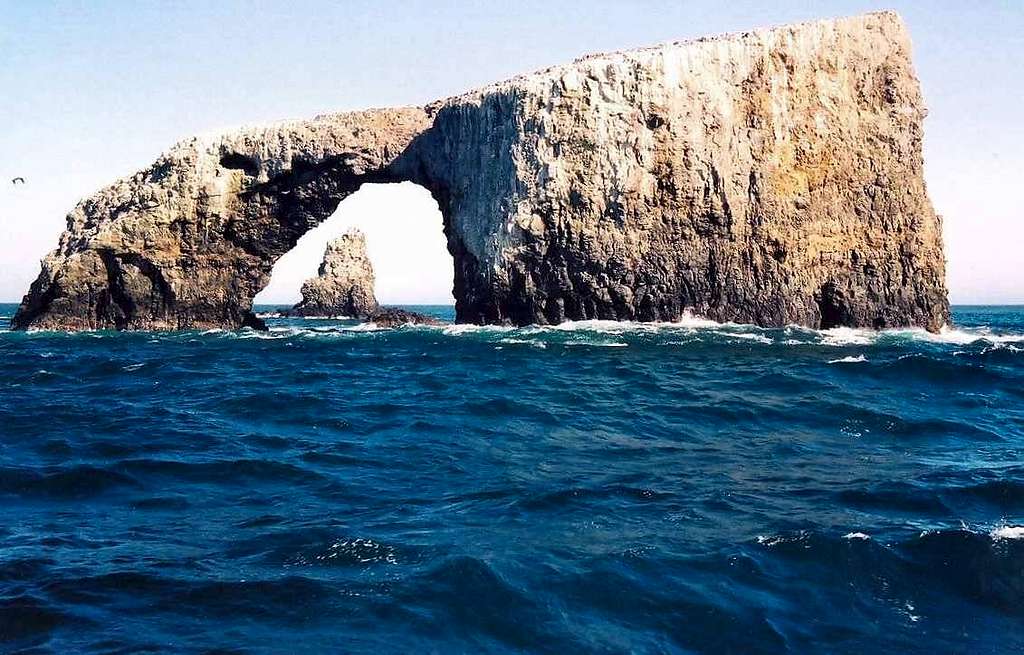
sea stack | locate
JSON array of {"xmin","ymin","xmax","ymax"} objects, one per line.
[
  {"xmin": 288, "ymin": 230, "xmax": 378, "ymax": 318},
  {"xmin": 12, "ymin": 12, "xmax": 949, "ymax": 332}
]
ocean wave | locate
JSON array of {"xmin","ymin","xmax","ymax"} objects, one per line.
[
  {"xmin": 274, "ymin": 312, "xmax": 1024, "ymax": 350},
  {"xmin": 442, "ymin": 323, "xmax": 516, "ymax": 336},
  {"xmin": 820, "ymin": 327, "xmax": 875, "ymax": 346},
  {"xmin": 293, "ymin": 538, "xmax": 400, "ymax": 567},
  {"xmin": 991, "ymin": 525, "xmax": 1024, "ymax": 540},
  {"xmin": 42, "ymin": 571, "xmax": 339, "ymax": 623},
  {"xmin": 565, "ymin": 341, "xmax": 629, "ymax": 348},
  {"xmin": 829, "ymin": 354, "xmax": 867, "ymax": 364},
  {"xmin": 842, "ymin": 532, "xmax": 871, "ymax": 540},
  {"xmin": 2, "ymin": 303, "xmax": 1023, "ymax": 652},
  {"xmin": 755, "ymin": 523, "xmax": 1024, "ymax": 551},
  {"xmin": 532, "ymin": 312, "xmax": 723, "ymax": 333},
  {"xmin": 8, "ymin": 309, "xmax": 1023, "ymax": 353},
  {"xmin": 0, "ymin": 464, "xmax": 141, "ymax": 499},
  {"xmin": 0, "ymin": 594, "xmax": 83, "ymax": 642},
  {"xmin": 751, "ymin": 525, "xmax": 1024, "ymax": 619}
]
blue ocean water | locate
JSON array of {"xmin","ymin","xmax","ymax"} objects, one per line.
[{"xmin": 1, "ymin": 303, "xmax": 1023, "ymax": 653}]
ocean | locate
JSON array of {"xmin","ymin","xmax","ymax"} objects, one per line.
[{"xmin": 0, "ymin": 303, "xmax": 1022, "ymax": 653}]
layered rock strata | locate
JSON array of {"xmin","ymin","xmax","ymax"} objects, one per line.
[{"xmin": 13, "ymin": 12, "xmax": 948, "ymax": 332}]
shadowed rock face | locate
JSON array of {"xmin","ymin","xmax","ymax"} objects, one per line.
[
  {"xmin": 13, "ymin": 12, "xmax": 949, "ymax": 332},
  {"xmin": 367, "ymin": 308, "xmax": 443, "ymax": 328},
  {"xmin": 286, "ymin": 229, "xmax": 378, "ymax": 318}
]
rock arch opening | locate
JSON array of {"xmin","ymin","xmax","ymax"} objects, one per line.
[{"xmin": 253, "ymin": 182, "xmax": 455, "ymax": 314}]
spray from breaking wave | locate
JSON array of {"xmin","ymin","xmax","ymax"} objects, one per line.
[
  {"xmin": 9, "ymin": 304, "xmax": 1024, "ymax": 353},
  {"xmin": 242, "ymin": 310, "xmax": 1024, "ymax": 352}
]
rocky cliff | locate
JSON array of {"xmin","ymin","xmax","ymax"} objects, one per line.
[
  {"xmin": 287, "ymin": 230, "xmax": 378, "ymax": 318},
  {"xmin": 13, "ymin": 11, "xmax": 949, "ymax": 332}
]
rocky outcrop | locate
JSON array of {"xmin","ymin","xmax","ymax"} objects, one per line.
[
  {"xmin": 366, "ymin": 308, "xmax": 443, "ymax": 328},
  {"xmin": 287, "ymin": 230, "xmax": 378, "ymax": 318},
  {"xmin": 13, "ymin": 12, "xmax": 949, "ymax": 332}
]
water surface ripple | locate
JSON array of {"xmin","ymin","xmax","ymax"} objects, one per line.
[{"xmin": 1, "ymin": 305, "xmax": 1022, "ymax": 653}]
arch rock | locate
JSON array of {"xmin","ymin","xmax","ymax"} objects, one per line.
[{"xmin": 14, "ymin": 12, "xmax": 948, "ymax": 332}]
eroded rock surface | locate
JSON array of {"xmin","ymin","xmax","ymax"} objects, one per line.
[
  {"xmin": 14, "ymin": 12, "xmax": 949, "ymax": 332},
  {"xmin": 287, "ymin": 230, "xmax": 378, "ymax": 318}
]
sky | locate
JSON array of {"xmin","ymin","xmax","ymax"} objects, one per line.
[{"xmin": 0, "ymin": 1, "xmax": 1021, "ymax": 305}]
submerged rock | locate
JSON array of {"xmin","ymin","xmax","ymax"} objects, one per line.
[
  {"xmin": 286, "ymin": 230, "xmax": 378, "ymax": 318},
  {"xmin": 366, "ymin": 308, "xmax": 442, "ymax": 329},
  {"xmin": 13, "ymin": 12, "xmax": 949, "ymax": 332}
]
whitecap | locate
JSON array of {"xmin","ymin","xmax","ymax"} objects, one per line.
[
  {"xmin": 990, "ymin": 525, "xmax": 1024, "ymax": 540},
  {"xmin": 122, "ymin": 363, "xmax": 145, "ymax": 372},
  {"xmin": 901, "ymin": 601, "xmax": 921, "ymax": 623},
  {"xmin": 938, "ymin": 325, "xmax": 1024, "ymax": 345},
  {"xmin": 673, "ymin": 311, "xmax": 724, "ymax": 329},
  {"xmin": 829, "ymin": 355, "xmax": 867, "ymax": 364},
  {"xmin": 498, "ymin": 338, "xmax": 548, "ymax": 348},
  {"xmin": 518, "ymin": 311, "xmax": 726, "ymax": 336},
  {"xmin": 884, "ymin": 325, "xmax": 1024, "ymax": 346},
  {"xmin": 545, "ymin": 319, "xmax": 635, "ymax": 334},
  {"xmin": 726, "ymin": 332, "xmax": 773, "ymax": 344},
  {"xmin": 236, "ymin": 330, "xmax": 289, "ymax": 340},
  {"xmin": 842, "ymin": 532, "xmax": 871, "ymax": 540},
  {"xmin": 755, "ymin": 530, "xmax": 810, "ymax": 547},
  {"xmin": 821, "ymin": 327, "xmax": 874, "ymax": 346},
  {"xmin": 442, "ymin": 323, "xmax": 514, "ymax": 336}
]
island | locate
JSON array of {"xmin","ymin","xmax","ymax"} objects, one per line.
[{"xmin": 12, "ymin": 12, "xmax": 948, "ymax": 332}]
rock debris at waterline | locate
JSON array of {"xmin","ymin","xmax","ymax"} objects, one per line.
[{"xmin": 13, "ymin": 11, "xmax": 948, "ymax": 332}]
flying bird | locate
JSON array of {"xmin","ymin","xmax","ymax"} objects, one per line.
[{"xmin": 11, "ymin": 177, "xmax": 25, "ymax": 185}]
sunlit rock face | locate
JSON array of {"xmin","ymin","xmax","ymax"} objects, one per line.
[
  {"xmin": 286, "ymin": 229, "xmax": 378, "ymax": 318},
  {"xmin": 14, "ymin": 12, "xmax": 948, "ymax": 332}
]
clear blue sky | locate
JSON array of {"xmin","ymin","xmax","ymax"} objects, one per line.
[{"xmin": 1, "ymin": 1, "xmax": 1021, "ymax": 304}]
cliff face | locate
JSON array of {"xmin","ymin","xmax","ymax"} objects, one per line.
[
  {"xmin": 13, "ymin": 12, "xmax": 949, "ymax": 332},
  {"xmin": 288, "ymin": 230, "xmax": 378, "ymax": 318}
]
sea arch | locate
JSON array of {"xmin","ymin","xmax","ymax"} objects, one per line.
[
  {"xmin": 254, "ymin": 181, "xmax": 455, "ymax": 310},
  {"xmin": 12, "ymin": 13, "xmax": 949, "ymax": 332}
]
